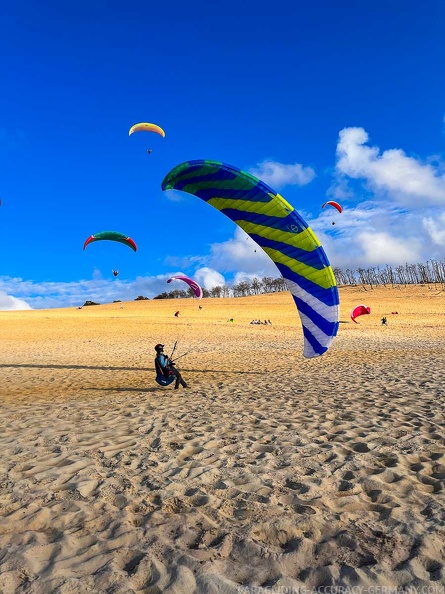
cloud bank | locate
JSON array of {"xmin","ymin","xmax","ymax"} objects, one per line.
[
  {"xmin": 319, "ymin": 126, "xmax": 445, "ymax": 269},
  {"xmin": 336, "ymin": 127, "xmax": 445, "ymax": 206},
  {"xmin": 0, "ymin": 291, "xmax": 32, "ymax": 311}
]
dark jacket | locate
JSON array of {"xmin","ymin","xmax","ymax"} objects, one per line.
[{"xmin": 155, "ymin": 353, "xmax": 175, "ymax": 386}]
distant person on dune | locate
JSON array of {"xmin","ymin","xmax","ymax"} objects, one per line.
[{"xmin": 381, "ymin": 316, "xmax": 388, "ymax": 326}]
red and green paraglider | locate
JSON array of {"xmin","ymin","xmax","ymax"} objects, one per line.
[{"xmin": 83, "ymin": 231, "xmax": 138, "ymax": 252}]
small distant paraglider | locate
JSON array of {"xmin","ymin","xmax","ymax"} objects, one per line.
[
  {"xmin": 128, "ymin": 123, "xmax": 166, "ymax": 138},
  {"xmin": 245, "ymin": 235, "xmax": 258, "ymax": 253},
  {"xmin": 322, "ymin": 200, "xmax": 343, "ymax": 226},
  {"xmin": 322, "ymin": 200, "xmax": 343, "ymax": 213},
  {"xmin": 129, "ymin": 123, "xmax": 164, "ymax": 156},
  {"xmin": 351, "ymin": 304, "xmax": 371, "ymax": 324},
  {"xmin": 112, "ymin": 270, "xmax": 119, "ymax": 277}
]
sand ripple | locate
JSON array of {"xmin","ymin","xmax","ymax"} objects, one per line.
[{"xmin": 0, "ymin": 287, "xmax": 444, "ymax": 592}]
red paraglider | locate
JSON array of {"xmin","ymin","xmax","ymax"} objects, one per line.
[
  {"xmin": 351, "ymin": 304, "xmax": 371, "ymax": 323},
  {"xmin": 322, "ymin": 201, "xmax": 343, "ymax": 213}
]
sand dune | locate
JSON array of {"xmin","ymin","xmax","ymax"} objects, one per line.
[{"xmin": 0, "ymin": 286, "xmax": 444, "ymax": 593}]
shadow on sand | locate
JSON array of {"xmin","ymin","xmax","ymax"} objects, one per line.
[{"xmin": 0, "ymin": 363, "xmax": 261, "ymax": 375}]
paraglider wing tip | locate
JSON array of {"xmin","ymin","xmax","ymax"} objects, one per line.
[
  {"xmin": 303, "ymin": 350, "xmax": 324, "ymax": 359},
  {"xmin": 161, "ymin": 161, "xmax": 193, "ymax": 191},
  {"xmin": 83, "ymin": 236, "xmax": 93, "ymax": 250},
  {"xmin": 127, "ymin": 238, "xmax": 137, "ymax": 252}
]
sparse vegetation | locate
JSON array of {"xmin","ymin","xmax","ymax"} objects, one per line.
[{"xmin": 152, "ymin": 261, "xmax": 445, "ymax": 300}]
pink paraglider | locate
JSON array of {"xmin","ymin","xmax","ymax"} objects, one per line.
[
  {"xmin": 167, "ymin": 275, "xmax": 203, "ymax": 299},
  {"xmin": 351, "ymin": 304, "xmax": 371, "ymax": 323}
]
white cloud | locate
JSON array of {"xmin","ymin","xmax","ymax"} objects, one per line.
[
  {"xmin": 207, "ymin": 227, "xmax": 278, "ymax": 277},
  {"xmin": 312, "ymin": 127, "xmax": 445, "ymax": 269},
  {"xmin": 310, "ymin": 201, "xmax": 427, "ymax": 269},
  {"xmin": 0, "ymin": 268, "xmax": 228, "ymax": 310},
  {"xmin": 336, "ymin": 127, "xmax": 445, "ymax": 206},
  {"xmin": 356, "ymin": 231, "xmax": 421, "ymax": 265},
  {"xmin": 232, "ymin": 271, "xmax": 268, "ymax": 285},
  {"xmin": 0, "ymin": 274, "xmax": 179, "ymax": 310},
  {"xmin": 163, "ymin": 189, "xmax": 188, "ymax": 202},
  {"xmin": 423, "ymin": 213, "xmax": 445, "ymax": 246},
  {"xmin": 163, "ymin": 254, "xmax": 207, "ymax": 269},
  {"xmin": 248, "ymin": 159, "xmax": 315, "ymax": 189},
  {"xmin": 0, "ymin": 291, "xmax": 32, "ymax": 311},
  {"xmin": 194, "ymin": 267, "xmax": 226, "ymax": 290}
]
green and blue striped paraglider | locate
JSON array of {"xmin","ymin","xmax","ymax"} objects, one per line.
[{"xmin": 162, "ymin": 160, "xmax": 339, "ymax": 358}]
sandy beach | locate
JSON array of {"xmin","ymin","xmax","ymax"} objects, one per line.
[{"xmin": 0, "ymin": 285, "xmax": 444, "ymax": 593}]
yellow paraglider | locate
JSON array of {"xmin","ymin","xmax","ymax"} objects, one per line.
[{"xmin": 128, "ymin": 123, "xmax": 165, "ymax": 138}]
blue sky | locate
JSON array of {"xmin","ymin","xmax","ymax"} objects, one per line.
[{"xmin": 1, "ymin": 0, "xmax": 444, "ymax": 309}]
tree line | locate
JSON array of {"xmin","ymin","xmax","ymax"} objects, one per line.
[
  {"xmin": 333, "ymin": 260, "xmax": 445, "ymax": 289},
  {"xmin": 153, "ymin": 277, "xmax": 288, "ymax": 299},
  {"xmin": 152, "ymin": 261, "xmax": 445, "ymax": 300}
]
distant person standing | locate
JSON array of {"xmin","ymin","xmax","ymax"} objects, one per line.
[{"xmin": 381, "ymin": 316, "xmax": 388, "ymax": 326}]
